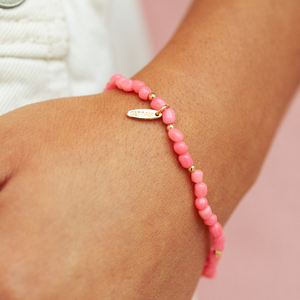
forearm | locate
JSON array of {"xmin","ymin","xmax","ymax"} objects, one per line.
[
  {"xmin": 134, "ymin": 0, "xmax": 300, "ymax": 221},
  {"xmin": 102, "ymin": 0, "xmax": 300, "ymax": 297}
]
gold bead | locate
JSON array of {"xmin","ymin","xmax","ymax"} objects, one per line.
[
  {"xmin": 149, "ymin": 93, "xmax": 156, "ymax": 101},
  {"xmin": 215, "ymin": 251, "xmax": 222, "ymax": 257},
  {"xmin": 188, "ymin": 166, "xmax": 195, "ymax": 172},
  {"xmin": 167, "ymin": 124, "xmax": 174, "ymax": 130}
]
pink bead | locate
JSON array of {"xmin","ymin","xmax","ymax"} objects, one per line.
[
  {"xmin": 103, "ymin": 82, "xmax": 116, "ymax": 92},
  {"xmin": 110, "ymin": 74, "xmax": 122, "ymax": 85},
  {"xmin": 204, "ymin": 214, "xmax": 217, "ymax": 226},
  {"xmin": 116, "ymin": 77, "xmax": 126, "ymax": 89},
  {"xmin": 191, "ymin": 170, "xmax": 203, "ymax": 183},
  {"xmin": 173, "ymin": 141, "xmax": 188, "ymax": 155},
  {"xmin": 168, "ymin": 128, "xmax": 183, "ymax": 142},
  {"xmin": 209, "ymin": 222, "xmax": 223, "ymax": 238},
  {"xmin": 132, "ymin": 80, "xmax": 145, "ymax": 93},
  {"xmin": 178, "ymin": 153, "xmax": 193, "ymax": 168},
  {"xmin": 150, "ymin": 97, "xmax": 167, "ymax": 110},
  {"xmin": 212, "ymin": 235, "xmax": 225, "ymax": 252},
  {"xmin": 107, "ymin": 82, "xmax": 116, "ymax": 90},
  {"xmin": 194, "ymin": 197, "xmax": 207, "ymax": 210},
  {"xmin": 198, "ymin": 205, "xmax": 212, "ymax": 220},
  {"xmin": 194, "ymin": 182, "xmax": 207, "ymax": 198},
  {"xmin": 121, "ymin": 79, "xmax": 133, "ymax": 92},
  {"xmin": 202, "ymin": 250, "xmax": 221, "ymax": 278},
  {"xmin": 162, "ymin": 108, "xmax": 175, "ymax": 124},
  {"xmin": 207, "ymin": 249, "xmax": 221, "ymax": 265},
  {"xmin": 139, "ymin": 86, "xmax": 152, "ymax": 100},
  {"xmin": 202, "ymin": 265, "xmax": 216, "ymax": 278}
]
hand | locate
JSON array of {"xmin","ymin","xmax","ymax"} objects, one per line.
[{"xmin": 0, "ymin": 93, "xmax": 212, "ymax": 299}]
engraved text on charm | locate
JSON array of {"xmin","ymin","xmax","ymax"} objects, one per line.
[{"xmin": 127, "ymin": 109, "xmax": 162, "ymax": 120}]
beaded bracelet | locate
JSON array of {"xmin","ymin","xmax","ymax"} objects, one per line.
[{"xmin": 103, "ymin": 74, "xmax": 225, "ymax": 278}]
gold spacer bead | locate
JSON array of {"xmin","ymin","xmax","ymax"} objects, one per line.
[
  {"xmin": 149, "ymin": 93, "xmax": 156, "ymax": 101},
  {"xmin": 167, "ymin": 124, "xmax": 174, "ymax": 130},
  {"xmin": 188, "ymin": 166, "xmax": 196, "ymax": 172},
  {"xmin": 215, "ymin": 251, "xmax": 222, "ymax": 257}
]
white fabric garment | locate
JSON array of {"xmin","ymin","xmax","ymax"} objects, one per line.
[{"xmin": 0, "ymin": 0, "xmax": 151, "ymax": 115}]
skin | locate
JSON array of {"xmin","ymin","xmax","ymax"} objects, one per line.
[{"xmin": 0, "ymin": 0, "xmax": 300, "ymax": 299}]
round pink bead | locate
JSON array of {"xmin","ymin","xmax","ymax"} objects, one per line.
[
  {"xmin": 168, "ymin": 128, "xmax": 183, "ymax": 142},
  {"xmin": 116, "ymin": 77, "xmax": 126, "ymax": 89},
  {"xmin": 162, "ymin": 108, "xmax": 175, "ymax": 124},
  {"xmin": 202, "ymin": 265, "xmax": 216, "ymax": 278},
  {"xmin": 194, "ymin": 182, "xmax": 207, "ymax": 198},
  {"xmin": 198, "ymin": 205, "xmax": 212, "ymax": 220},
  {"xmin": 110, "ymin": 74, "xmax": 122, "ymax": 85},
  {"xmin": 121, "ymin": 79, "xmax": 133, "ymax": 92},
  {"xmin": 139, "ymin": 86, "xmax": 152, "ymax": 100},
  {"xmin": 178, "ymin": 153, "xmax": 193, "ymax": 168},
  {"xmin": 209, "ymin": 222, "xmax": 223, "ymax": 238},
  {"xmin": 103, "ymin": 82, "xmax": 115, "ymax": 92},
  {"xmin": 207, "ymin": 249, "xmax": 221, "ymax": 265},
  {"xmin": 106, "ymin": 82, "xmax": 115, "ymax": 90},
  {"xmin": 204, "ymin": 214, "xmax": 217, "ymax": 226},
  {"xmin": 173, "ymin": 141, "xmax": 188, "ymax": 155},
  {"xmin": 212, "ymin": 235, "xmax": 225, "ymax": 252},
  {"xmin": 191, "ymin": 170, "xmax": 203, "ymax": 183},
  {"xmin": 150, "ymin": 97, "xmax": 167, "ymax": 110},
  {"xmin": 194, "ymin": 197, "xmax": 207, "ymax": 210},
  {"xmin": 132, "ymin": 80, "xmax": 145, "ymax": 93},
  {"xmin": 202, "ymin": 250, "xmax": 221, "ymax": 278}
]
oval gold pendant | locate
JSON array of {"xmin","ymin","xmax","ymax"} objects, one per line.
[{"xmin": 127, "ymin": 109, "xmax": 162, "ymax": 120}]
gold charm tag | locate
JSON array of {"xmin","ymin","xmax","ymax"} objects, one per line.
[{"xmin": 127, "ymin": 109, "xmax": 162, "ymax": 120}]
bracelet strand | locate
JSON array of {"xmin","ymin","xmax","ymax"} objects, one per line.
[{"xmin": 103, "ymin": 74, "xmax": 225, "ymax": 278}]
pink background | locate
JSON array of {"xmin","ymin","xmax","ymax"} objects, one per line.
[{"xmin": 141, "ymin": 1, "xmax": 300, "ymax": 299}]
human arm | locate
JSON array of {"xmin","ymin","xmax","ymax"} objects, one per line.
[{"xmin": 1, "ymin": 0, "xmax": 300, "ymax": 299}]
